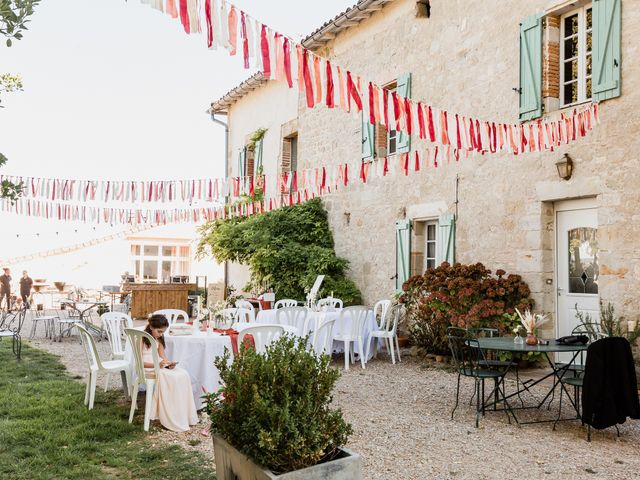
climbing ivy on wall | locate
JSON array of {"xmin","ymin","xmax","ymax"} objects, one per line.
[{"xmin": 197, "ymin": 198, "xmax": 362, "ymax": 305}]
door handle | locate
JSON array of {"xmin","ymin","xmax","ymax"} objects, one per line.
[{"xmin": 557, "ymin": 288, "xmax": 565, "ymax": 297}]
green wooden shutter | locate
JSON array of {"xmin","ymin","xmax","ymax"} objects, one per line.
[
  {"xmin": 592, "ymin": 0, "xmax": 621, "ymax": 101},
  {"xmin": 238, "ymin": 149, "xmax": 246, "ymax": 176},
  {"xmin": 361, "ymin": 112, "xmax": 375, "ymax": 160},
  {"xmin": 395, "ymin": 219, "xmax": 411, "ymax": 291},
  {"xmin": 519, "ymin": 13, "xmax": 543, "ymax": 121},
  {"xmin": 437, "ymin": 214, "xmax": 455, "ymax": 265},
  {"xmin": 254, "ymin": 138, "xmax": 264, "ymax": 175},
  {"xmin": 396, "ymin": 73, "xmax": 411, "ymax": 153}
]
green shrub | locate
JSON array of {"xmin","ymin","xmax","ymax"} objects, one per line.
[
  {"xmin": 400, "ymin": 262, "xmax": 534, "ymax": 355},
  {"xmin": 203, "ymin": 336, "xmax": 352, "ymax": 474},
  {"xmin": 197, "ymin": 198, "xmax": 362, "ymax": 304}
]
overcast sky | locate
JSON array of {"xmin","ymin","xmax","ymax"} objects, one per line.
[{"xmin": 0, "ymin": 0, "xmax": 354, "ymax": 257}]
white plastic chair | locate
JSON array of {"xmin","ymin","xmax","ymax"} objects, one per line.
[
  {"xmin": 76, "ymin": 324, "xmax": 129, "ymax": 410},
  {"xmin": 333, "ymin": 306, "xmax": 369, "ymax": 370},
  {"xmin": 238, "ymin": 325, "xmax": 285, "ymax": 354},
  {"xmin": 152, "ymin": 309, "xmax": 189, "ymax": 325},
  {"xmin": 365, "ymin": 304, "xmax": 403, "ymax": 364},
  {"xmin": 124, "ymin": 328, "xmax": 160, "ymax": 431},
  {"xmin": 235, "ymin": 300, "xmax": 256, "ymax": 322},
  {"xmin": 309, "ymin": 317, "xmax": 336, "ymax": 356},
  {"xmin": 102, "ymin": 312, "xmax": 134, "ymax": 391},
  {"xmin": 373, "ymin": 300, "xmax": 392, "ymax": 329},
  {"xmin": 276, "ymin": 307, "xmax": 309, "ymax": 336},
  {"xmin": 274, "ymin": 299, "xmax": 298, "ymax": 309},
  {"xmin": 317, "ymin": 297, "xmax": 343, "ymax": 311}
]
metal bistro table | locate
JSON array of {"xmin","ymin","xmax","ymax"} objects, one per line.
[
  {"xmin": 59, "ymin": 300, "xmax": 107, "ymax": 340},
  {"xmin": 475, "ymin": 337, "xmax": 588, "ymax": 425}
]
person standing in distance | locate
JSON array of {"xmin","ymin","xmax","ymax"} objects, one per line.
[
  {"xmin": 0, "ymin": 268, "xmax": 12, "ymax": 311},
  {"xmin": 19, "ymin": 271, "xmax": 33, "ymax": 309}
]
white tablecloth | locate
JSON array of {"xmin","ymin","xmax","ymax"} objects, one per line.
[
  {"xmin": 256, "ymin": 308, "xmax": 378, "ymax": 359},
  {"xmin": 164, "ymin": 332, "xmax": 233, "ymax": 409}
]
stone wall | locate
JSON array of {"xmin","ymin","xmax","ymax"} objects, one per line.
[
  {"xmin": 224, "ymin": 0, "xmax": 640, "ymax": 334},
  {"xmin": 291, "ymin": 0, "xmax": 640, "ymax": 332}
]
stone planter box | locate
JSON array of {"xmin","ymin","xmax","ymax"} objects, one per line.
[{"xmin": 213, "ymin": 434, "xmax": 361, "ymax": 480}]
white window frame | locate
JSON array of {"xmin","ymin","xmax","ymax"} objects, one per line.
[
  {"xmin": 424, "ymin": 220, "xmax": 438, "ymax": 271},
  {"xmin": 384, "ymin": 83, "xmax": 398, "ymax": 156},
  {"xmin": 130, "ymin": 242, "xmax": 191, "ymax": 283},
  {"xmin": 560, "ymin": 4, "xmax": 592, "ymax": 107}
]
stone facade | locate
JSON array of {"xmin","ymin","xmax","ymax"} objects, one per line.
[{"xmin": 220, "ymin": 0, "xmax": 639, "ymax": 336}]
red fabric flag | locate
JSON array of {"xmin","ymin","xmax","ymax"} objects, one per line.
[
  {"xmin": 205, "ymin": 0, "xmax": 213, "ymax": 48},
  {"xmin": 241, "ymin": 11, "xmax": 249, "ymax": 68},
  {"xmin": 440, "ymin": 111, "xmax": 450, "ymax": 145},
  {"xmin": 283, "ymin": 38, "xmax": 293, "ymax": 88},
  {"xmin": 469, "ymin": 118, "xmax": 477, "ymax": 151},
  {"xmin": 392, "ymin": 93, "xmax": 401, "ymax": 132},
  {"xmin": 360, "ymin": 161, "xmax": 367, "ymax": 183},
  {"xmin": 433, "ymin": 146, "xmax": 439, "ymax": 168},
  {"xmin": 427, "ymin": 106, "xmax": 436, "ymax": 142},
  {"xmin": 228, "ymin": 7, "xmax": 238, "ymax": 56},
  {"xmin": 475, "ymin": 119, "xmax": 482, "ymax": 151},
  {"xmin": 343, "ymin": 164, "xmax": 349, "ymax": 186},
  {"xmin": 368, "ymin": 82, "xmax": 376, "ymax": 125},
  {"xmin": 179, "ymin": 0, "xmax": 190, "ymax": 33},
  {"xmin": 346, "ymin": 72, "xmax": 362, "ymax": 112},
  {"xmin": 383, "ymin": 89, "xmax": 389, "ymax": 130},
  {"xmin": 296, "ymin": 44, "xmax": 304, "ymax": 91},
  {"xmin": 167, "ymin": 0, "xmax": 178, "ymax": 18},
  {"xmin": 321, "ymin": 167, "xmax": 326, "ymax": 190},
  {"xmin": 261, "ymin": 25, "xmax": 271, "ymax": 78},
  {"xmin": 325, "ymin": 60, "xmax": 334, "ymax": 108},
  {"xmin": 414, "ymin": 151, "xmax": 420, "ymax": 172},
  {"xmin": 455, "ymin": 114, "xmax": 462, "ymax": 149},
  {"xmin": 313, "ymin": 55, "xmax": 322, "ymax": 104},
  {"xmin": 417, "ymin": 103, "xmax": 426, "ymax": 140},
  {"xmin": 383, "ymin": 157, "xmax": 389, "ymax": 176},
  {"xmin": 404, "ymin": 98, "xmax": 413, "ymax": 136},
  {"xmin": 302, "ymin": 49, "xmax": 315, "ymax": 108},
  {"xmin": 402, "ymin": 153, "xmax": 409, "ymax": 176}
]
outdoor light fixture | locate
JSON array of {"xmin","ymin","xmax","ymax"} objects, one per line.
[{"xmin": 556, "ymin": 153, "xmax": 574, "ymax": 181}]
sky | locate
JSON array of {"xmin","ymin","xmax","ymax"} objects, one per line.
[{"xmin": 0, "ymin": 0, "xmax": 355, "ymax": 261}]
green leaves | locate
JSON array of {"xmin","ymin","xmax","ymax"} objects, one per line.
[
  {"xmin": 204, "ymin": 336, "xmax": 352, "ymax": 474},
  {"xmin": 0, "ymin": 0, "xmax": 40, "ymax": 47},
  {"xmin": 198, "ymin": 198, "xmax": 362, "ymax": 304}
]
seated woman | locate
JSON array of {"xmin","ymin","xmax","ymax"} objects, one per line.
[{"xmin": 143, "ymin": 314, "xmax": 198, "ymax": 432}]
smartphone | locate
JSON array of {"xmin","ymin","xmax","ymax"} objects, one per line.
[{"xmin": 165, "ymin": 362, "xmax": 178, "ymax": 369}]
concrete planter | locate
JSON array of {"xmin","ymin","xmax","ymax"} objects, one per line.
[{"xmin": 213, "ymin": 434, "xmax": 361, "ymax": 480}]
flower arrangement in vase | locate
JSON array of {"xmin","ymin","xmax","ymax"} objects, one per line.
[{"xmin": 515, "ymin": 308, "xmax": 549, "ymax": 346}]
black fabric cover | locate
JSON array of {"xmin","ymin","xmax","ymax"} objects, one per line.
[{"xmin": 581, "ymin": 337, "xmax": 640, "ymax": 430}]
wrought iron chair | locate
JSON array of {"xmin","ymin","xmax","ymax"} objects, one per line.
[
  {"xmin": 0, "ymin": 307, "xmax": 27, "ymax": 359},
  {"xmin": 448, "ymin": 330, "xmax": 516, "ymax": 428}
]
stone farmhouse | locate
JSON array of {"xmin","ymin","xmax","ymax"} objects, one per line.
[{"xmin": 210, "ymin": 0, "xmax": 636, "ymax": 338}]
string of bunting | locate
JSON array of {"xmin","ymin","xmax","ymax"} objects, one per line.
[
  {"xmin": 138, "ymin": 0, "xmax": 600, "ymax": 160},
  {"xmin": 0, "ymin": 175, "xmax": 262, "ymax": 204}
]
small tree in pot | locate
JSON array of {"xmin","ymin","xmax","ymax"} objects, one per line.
[{"xmin": 203, "ymin": 335, "xmax": 360, "ymax": 479}]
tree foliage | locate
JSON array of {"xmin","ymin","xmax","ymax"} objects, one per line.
[
  {"xmin": 198, "ymin": 198, "xmax": 362, "ymax": 304},
  {"xmin": 0, "ymin": 0, "xmax": 39, "ymax": 47}
]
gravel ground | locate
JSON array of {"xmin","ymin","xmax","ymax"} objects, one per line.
[{"xmin": 20, "ymin": 311, "xmax": 640, "ymax": 480}]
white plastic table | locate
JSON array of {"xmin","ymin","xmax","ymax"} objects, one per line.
[{"xmin": 256, "ymin": 308, "xmax": 378, "ymax": 359}]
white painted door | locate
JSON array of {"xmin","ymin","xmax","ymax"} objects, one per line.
[{"xmin": 556, "ymin": 200, "xmax": 599, "ymax": 358}]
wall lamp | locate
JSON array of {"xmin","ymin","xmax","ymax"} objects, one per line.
[{"xmin": 556, "ymin": 153, "xmax": 574, "ymax": 181}]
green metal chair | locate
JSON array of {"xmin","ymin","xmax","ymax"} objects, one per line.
[{"xmin": 447, "ymin": 329, "xmax": 516, "ymax": 428}]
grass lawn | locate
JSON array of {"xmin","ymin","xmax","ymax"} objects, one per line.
[{"xmin": 0, "ymin": 341, "xmax": 215, "ymax": 480}]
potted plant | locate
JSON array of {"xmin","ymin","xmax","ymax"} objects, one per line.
[{"xmin": 203, "ymin": 335, "xmax": 360, "ymax": 479}]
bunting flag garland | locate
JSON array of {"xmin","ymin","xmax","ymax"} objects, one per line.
[{"xmin": 134, "ymin": 0, "xmax": 600, "ymax": 159}]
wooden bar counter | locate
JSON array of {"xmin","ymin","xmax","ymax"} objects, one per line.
[{"xmin": 128, "ymin": 283, "xmax": 195, "ymax": 319}]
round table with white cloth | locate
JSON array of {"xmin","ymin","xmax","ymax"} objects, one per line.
[
  {"xmin": 255, "ymin": 308, "xmax": 379, "ymax": 359},
  {"xmin": 163, "ymin": 323, "xmax": 298, "ymax": 409}
]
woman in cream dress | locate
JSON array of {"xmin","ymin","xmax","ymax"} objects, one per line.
[{"xmin": 142, "ymin": 314, "xmax": 198, "ymax": 432}]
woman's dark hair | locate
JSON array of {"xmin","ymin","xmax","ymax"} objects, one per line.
[{"xmin": 143, "ymin": 314, "xmax": 169, "ymax": 348}]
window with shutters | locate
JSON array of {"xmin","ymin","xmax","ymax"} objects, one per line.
[
  {"xmin": 281, "ymin": 133, "xmax": 298, "ymax": 193},
  {"xmin": 411, "ymin": 219, "xmax": 438, "ymax": 277},
  {"xmin": 245, "ymin": 147, "xmax": 255, "ymax": 177},
  {"xmin": 560, "ymin": 4, "xmax": 593, "ymax": 106}
]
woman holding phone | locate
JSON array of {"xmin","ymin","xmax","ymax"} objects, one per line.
[{"xmin": 142, "ymin": 314, "xmax": 198, "ymax": 432}]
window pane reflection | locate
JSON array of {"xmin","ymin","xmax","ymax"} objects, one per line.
[{"xmin": 568, "ymin": 227, "xmax": 598, "ymax": 294}]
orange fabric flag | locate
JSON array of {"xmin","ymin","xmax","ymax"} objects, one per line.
[
  {"xmin": 337, "ymin": 67, "xmax": 346, "ymax": 111},
  {"xmin": 228, "ymin": 6, "xmax": 238, "ymax": 56},
  {"xmin": 313, "ymin": 55, "xmax": 323, "ymax": 104}
]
